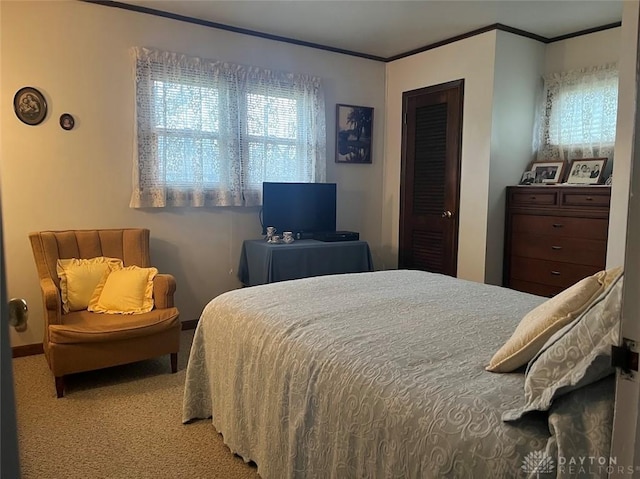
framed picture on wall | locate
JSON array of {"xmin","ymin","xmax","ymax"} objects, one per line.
[
  {"xmin": 335, "ymin": 104, "xmax": 373, "ymax": 164},
  {"xmin": 566, "ymin": 158, "xmax": 607, "ymax": 184},
  {"xmin": 529, "ymin": 161, "xmax": 565, "ymax": 184},
  {"xmin": 13, "ymin": 86, "xmax": 47, "ymax": 126}
]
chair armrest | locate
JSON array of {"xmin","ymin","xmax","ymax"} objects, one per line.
[
  {"xmin": 40, "ymin": 277, "xmax": 62, "ymax": 326},
  {"xmin": 153, "ymin": 273, "xmax": 176, "ymax": 309}
]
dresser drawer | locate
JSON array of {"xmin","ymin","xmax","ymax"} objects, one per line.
[
  {"xmin": 511, "ymin": 233, "xmax": 607, "ymax": 267},
  {"xmin": 509, "ymin": 279, "xmax": 564, "ymax": 298},
  {"xmin": 511, "ymin": 214, "xmax": 608, "ymax": 241},
  {"xmin": 510, "ymin": 190, "xmax": 557, "ymax": 206},
  {"xmin": 504, "ymin": 185, "xmax": 610, "ymax": 297},
  {"xmin": 510, "ymin": 256, "xmax": 601, "ymax": 288},
  {"xmin": 561, "ymin": 191, "xmax": 611, "ymax": 208}
]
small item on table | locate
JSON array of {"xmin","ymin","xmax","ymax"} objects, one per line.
[{"xmin": 283, "ymin": 231, "xmax": 294, "ymax": 244}]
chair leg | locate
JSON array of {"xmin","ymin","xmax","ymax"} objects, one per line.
[
  {"xmin": 170, "ymin": 352, "xmax": 178, "ymax": 373},
  {"xmin": 55, "ymin": 376, "xmax": 65, "ymax": 398}
]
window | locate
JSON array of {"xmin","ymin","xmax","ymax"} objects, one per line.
[
  {"xmin": 153, "ymin": 81, "xmax": 220, "ymax": 186},
  {"xmin": 535, "ymin": 63, "xmax": 618, "ymax": 164},
  {"xmin": 131, "ymin": 47, "xmax": 326, "ymax": 208},
  {"xmin": 245, "ymin": 92, "xmax": 303, "ymax": 185}
]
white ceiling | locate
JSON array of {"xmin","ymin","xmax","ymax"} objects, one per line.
[{"xmin": 121, "ymin": 0, "xmax": 623, "ymax": 59}]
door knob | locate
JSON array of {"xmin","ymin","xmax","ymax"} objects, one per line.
[
  {"xmin": 441, "ymin": 210, "xmax": 453, "ymax": 219},
  {"xmin": 8, "ymin": 298, "xmax": 28, "ymax": 332}
]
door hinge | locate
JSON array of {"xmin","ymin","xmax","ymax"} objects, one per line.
[
  {"xmin": 403, "ymin": 113, "xmax": 407, "ymax": 124},
  {"xmin": 611, "ymin": 338, "xmax": 639, "ymax": 380}
]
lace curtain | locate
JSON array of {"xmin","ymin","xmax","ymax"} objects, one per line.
[
  {"xmin": 534, "ymin": 63, "xmax": 618, "ymax": 164},
  {"xmin": 130, "ymin": 47, "xmax": 326, "ymax": 208}
]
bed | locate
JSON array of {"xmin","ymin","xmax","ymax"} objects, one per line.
[{"xmin": 182, "ymin": 269, "xmax": 617, "ymax": 478}]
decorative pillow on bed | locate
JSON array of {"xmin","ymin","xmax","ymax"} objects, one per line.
[
  {"xmin": 88, "ymin": 265, "xmax": 157, "ymax": 314},
  {"xmin": 486, "ymin": 267, "xmax": 621, "ymax": 373},
  {"xmin": 57, "ymin": 257, "xmax": 124, "ymax": 313},
  {"xmin": 502, "ymin": 270, "xmax": 623, "ymax": 422}
]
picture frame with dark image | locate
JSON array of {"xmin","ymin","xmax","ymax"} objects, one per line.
[
  {"xmin": 60, "ymin": 113, "xmax": 75, "ymax": 131},
  {"xmin": 336, "ymin": 104, "xmax": 373, "ymax": 164}
]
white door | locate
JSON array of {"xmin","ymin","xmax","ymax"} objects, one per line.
[
  {"xmin": 610, "ymin": 147, "xmax": 640, "ymax": 473},
  {"xmin": 0, "ymin": 193, "xmax": 21, "ymax": 477},
  {"xmin": 610, "ymin": 4, "xmax": 640, "ymax": 475}
]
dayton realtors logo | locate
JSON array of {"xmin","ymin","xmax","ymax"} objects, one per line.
[
  {"xmin": 521, "ymin": 451, "xmax": 555, "ymax": 477},
  {"xmin": 522, "ymin": 451, "xmax": 640, "ymax": 476}
]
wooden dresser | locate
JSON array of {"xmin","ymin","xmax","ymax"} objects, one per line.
[{"xmin": 503, "ymin": 185, "xmax": 611, "ymax": 297}]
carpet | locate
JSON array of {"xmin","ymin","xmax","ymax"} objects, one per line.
[{"xmin": 12, "ymin": 330, "xmax": 260, "ymax": 479}]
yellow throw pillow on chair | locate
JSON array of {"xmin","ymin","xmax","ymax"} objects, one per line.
[
  {"xmin": 88, "ymin": 265, "xmax": 157, "ymax": 314},
  {"xmin": 57, "ymin": 257, "xmax": 123, "ymax": 313}
]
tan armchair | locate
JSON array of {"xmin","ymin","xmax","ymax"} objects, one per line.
[{"xmin": 29, "ymin": 228, "xmax": 181, "ymax": 397}]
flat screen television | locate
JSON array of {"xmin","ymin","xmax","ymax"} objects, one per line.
[{"xmin": 261, "ymin": 182, "xmax": 337, "ymax": 236}]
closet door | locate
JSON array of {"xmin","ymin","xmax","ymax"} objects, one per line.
[{"xmin": 399, "ymin": 79, "xmax": 463, "ymax": 276}]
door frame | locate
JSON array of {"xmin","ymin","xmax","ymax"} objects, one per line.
[
  {"xmin": 609, "ymin": 3, "xmax": 640, "ymax": 471},
  {"xmin": 0, "ymin": 190, "xmax": 21, "ymax": 477}
]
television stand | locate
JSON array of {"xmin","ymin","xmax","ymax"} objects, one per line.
[{"xmin": 238, "ymin": 239, "xmax": 373, "ymax": 286}]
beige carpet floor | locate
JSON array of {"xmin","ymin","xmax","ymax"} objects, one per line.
[{"xmin": 12, "ymin": 330, "xmax": 260, "ymax": 479}]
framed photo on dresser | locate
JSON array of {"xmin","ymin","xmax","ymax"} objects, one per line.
[
  {"xmin": 566, "ymin": 158, "xmax": 607, "ymax": 184},
  {"xmin": 529, "ymin": 161, "xmax": 564, "ymax": 184}
]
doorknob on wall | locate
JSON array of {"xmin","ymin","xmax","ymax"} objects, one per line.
[
  {"xmin": 441, "ymin": 211, "xmax": 453, "ymax": 218},
  {"xmin": 8, "ymin": 298, "xmax": 28, "ymax": 332}
]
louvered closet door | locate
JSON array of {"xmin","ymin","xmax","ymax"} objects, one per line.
[{"xmin": 399, "ymin": 80, "xmax": 463, "ymax": 276}]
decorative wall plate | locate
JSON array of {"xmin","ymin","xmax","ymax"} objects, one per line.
[
  {"xmin": 60, "ymin": 113, "xmax": 75, "ymax": 131},
  {"xmin": 13, "ymin": 87, "xmax": 47, "ymax": 125}
]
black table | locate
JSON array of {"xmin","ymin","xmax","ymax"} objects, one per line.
[{"xmin": 238, "ymin": 239, "xmax": 374, "ymax": 286}]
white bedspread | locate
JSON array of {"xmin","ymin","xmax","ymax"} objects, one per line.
[{"xmin": 183, "ymin": 270, "xmax": 615, "ymax": 478}]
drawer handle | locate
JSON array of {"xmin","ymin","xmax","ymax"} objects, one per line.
[
  {"xmin": 552, "ymin": 223, "xmax": 564, "ymax": 228},
  {"xmin": 551, "ymin": 245, "xmax": 563, "ymax": 250},
  {"xmin": 586, "ymin": 197, "xmax": 593, "ymax": 201},
  {"xmin": 551, "ymin": 271, "xmax": 561, "ymax": 276},
  {"xmin": 530, "ymin": 196, "xmax": 537, "ymax": 200}
]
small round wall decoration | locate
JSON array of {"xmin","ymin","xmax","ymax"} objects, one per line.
[
  {"xmin": 59, "ymin": 113, "xmax": 75, "ymax": 131},
  {"xmin": 13, "ymin": 87, "xmax": 47, "ymax": 126}
]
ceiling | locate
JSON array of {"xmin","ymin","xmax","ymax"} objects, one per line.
[{"xmin": 119, "ymin": 1, "xmax": 623, "ymax": 59}]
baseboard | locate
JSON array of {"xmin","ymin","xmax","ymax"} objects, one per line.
[
  {"xmin": 181, "ymin": 319, "xmax": 199, "ymax": 330},
  {"xmin": 12, "ymin": 343, "xmax": 44, "ymax": 358},
  {"xmin": 12, "ymin": 321, "xmax": 197, "ymax": 357}
]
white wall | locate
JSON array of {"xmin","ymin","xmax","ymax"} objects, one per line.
[
  {"xmin": 383, "ymin": 32, "xmax": 497, "ymax": 281},
  {"xmin": 0, "ymin": 1, "xmax": 386, "ymax": 347},
  {"xmin": 544, "ymin": 27, "xmax": 621, "ymax": 74},
  {"xmin": 485, "ymin": 31, "xmax": 546, "ymax": 285}
]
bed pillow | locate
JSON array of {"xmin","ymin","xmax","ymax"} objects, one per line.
[
  {"xmin": 485, "ymin": 267, "xmax": 621, "ymax": 373},
  {"xmin": 502, "ymin": 270, "xmax": 623, "ymax": 422},
  {"xmin": 57, "ymin": 257, "xmax": 123, "ymax": 313},
  {"xmin": 88, "ymin": 265, "xmax": 157, "ymax": 315}
]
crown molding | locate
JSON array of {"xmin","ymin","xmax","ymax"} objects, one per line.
[
  {"xmin": 83, "ymin": 1, "xmax": 622, "ymax": 63},
  {"xmin": 83, "ymin": 0, "xmax": 386, "ymax": 61}
]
